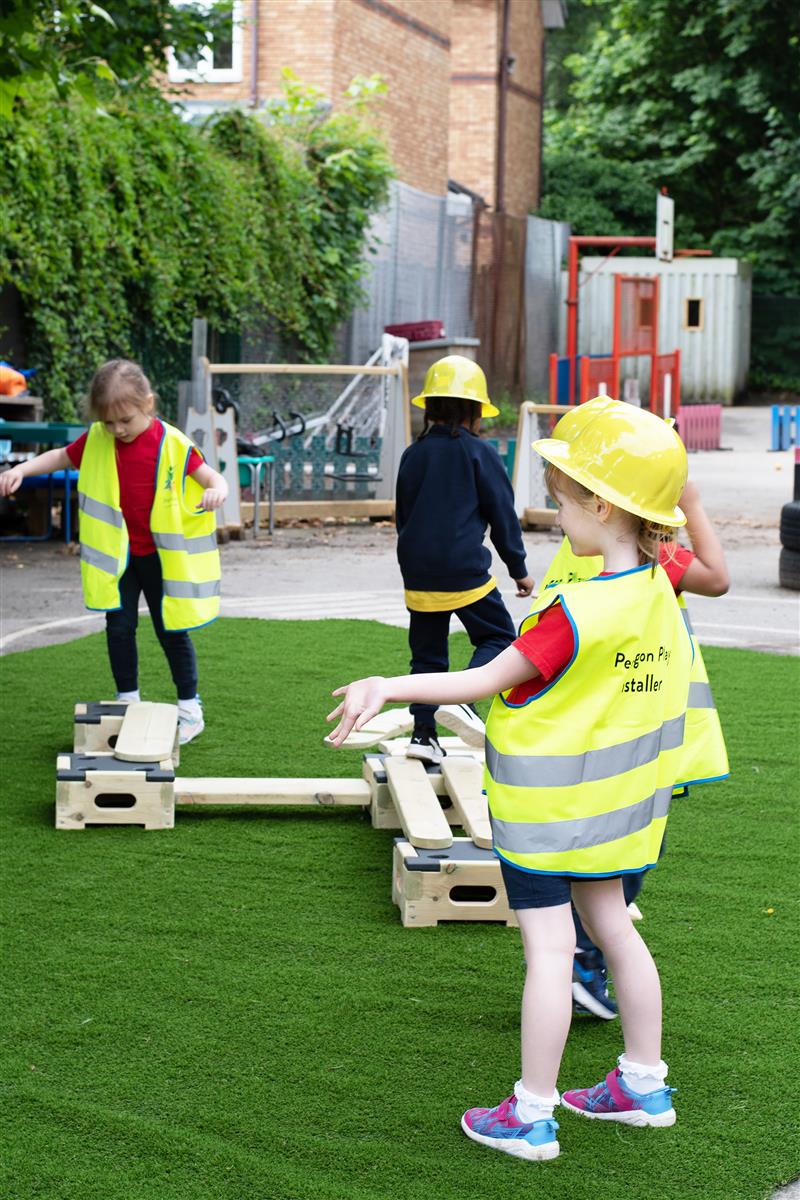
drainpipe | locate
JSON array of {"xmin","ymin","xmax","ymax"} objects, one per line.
[
  {"xmin": 250, "ymin": 0, "xmax": 259, "ymax": 109},
  {"xmin": 495, "ymin": 0, "xmax": 510, "ymax": 213}
]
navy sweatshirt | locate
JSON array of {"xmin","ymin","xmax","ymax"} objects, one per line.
[{"xmin": 395, "ymin": 425, "xmax": 528, "ymax": 591}]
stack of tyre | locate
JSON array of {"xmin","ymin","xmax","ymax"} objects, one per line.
[{"xmin": 779, "ymin": 497, "xmax": 800, "ymax": 589}]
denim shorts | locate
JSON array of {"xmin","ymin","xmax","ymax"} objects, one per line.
[{"xmin": 498, "ymin": 856, "xmax": 641, "ymax": 910}]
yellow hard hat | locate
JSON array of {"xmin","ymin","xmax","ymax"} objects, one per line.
[
  {"xmin": 534, "ymin": 396, "xmax": 687, "ymax": 526},
  {"xmin": 411, "ymin": 355, "xmax": 499, "ymax": 417}
]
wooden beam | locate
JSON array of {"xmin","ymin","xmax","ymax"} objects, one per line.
[
  {"xmin": 208, "ymin": 363, "xmax": 402, "ymax": 376},
  {"xmin": 240, "ymin": 499, "xmax": 395, "ymax": 523},
  {"xmin": 324, "ymin": 708, "xmax": 414, "ymax": 749},
  {"xmin": 174, "ymin": 777, "xmax": 371, "ymax": 806},
  {"xmin": 384, "ymin": 757, "xmax": 453, "ymax": 849},
  {"xmin": 522, "ymin": 506, "xmax": 558, "ymax": 528},
  {"xmin": 441, "ymin": 758, "xmax": 492, "ymax": 849},
  {"xmin": 114, "ymin": 702, "xmax": 179, "ymax": 764}
]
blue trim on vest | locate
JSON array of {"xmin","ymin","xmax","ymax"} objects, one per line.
[
  {"xmin": 494, "ymin": 846, "xmax": 659, "ymax": 879},
  {"xmin": 502, "ymin": 595, "xmax": 579, "ymax": 708},
  {"xmin": 679, "ymin": 770, "xmax": 729, "ymax": 787}
]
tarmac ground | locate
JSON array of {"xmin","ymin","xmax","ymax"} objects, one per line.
[{"xmin": 1, "ymin": 406, "xmax": 798, "ymax": 657}]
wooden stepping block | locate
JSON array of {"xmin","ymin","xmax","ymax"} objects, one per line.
[
  {"xmin": 440, "ymin": 757, "xmax": 492, "ymax": 849},
  {"xmin": 383, "ymin": 757, "xmax": 452, "ymax": 849},
  {"xmin": 114, "ymin": 702, "xmax": 179, "ymax": 763},
  {"xmin": 324, "ymin": 708, "xmax": 414, "ymax": 749},
  {"xmin": 73, "ymin": 701, "xmax": 180, "ymax": 764},
  {"xmin": 392, "ymin": 838, "xmax": 516, "ymax": 928},
  {"xmin": 56, "ymin": 754, "xmax": 175, "ymax": 831}
]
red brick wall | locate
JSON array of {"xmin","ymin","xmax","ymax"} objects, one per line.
[
  {"xmin": 164, "ymin": 0, "xmax": 543, "ymax": 207},
  {"xmin": 448, "ymin": 0, "xmax": 543, "ymax": 215},
  {"xmin": 448, "ymin": 0, "xmax": 500, "ymax": 207},
  {"xmin": 502, "ymin": 0, "xmax": 543, "ymax": 216},
  {"xmin": 333, "ymin": 0, "xmax": 452, "ymax": 194}
]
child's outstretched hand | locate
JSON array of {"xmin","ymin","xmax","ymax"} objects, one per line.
[
  {"xmin": 326, "ymin": 676, "xmax": 389, "ymax": 746},
  {"xmin": 515, "ymin": 575, "xmax": 534, "ymax": 597},
  {"xmin": 0, "ymin": 467, "xmax": 24, "ymax": 496},
  {"xmin": 199, "ymin": 486, "xmax": 227, "ymax": 511}
]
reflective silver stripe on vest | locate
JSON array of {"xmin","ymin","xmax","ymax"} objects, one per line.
[
  {"xmin": 491, "ymin": 785, "xmax": 674, "ymax": 854},
  {"xmin": 78, "ymin": 493, "xmax": 124, "ymax": 527},
  {"xmin": 153, "ymin": 531, "xmax": 218, "ymax": 554},
  {"xmin": 163, "ymin": 579, "xmax": 221, "ymax": 599},
  {"xmin": 80, "ymin": 543, "xmax": 120, "ymax": 575},
  {"xmin": 486, "ymin": 713, "xmax": 685, "ymax": 789},
  {"xmin": 680, "ymin": 607, "xmax": 695, "ymax": 636},
  {"xmin": 688, "ymin": 681, "xmax": 714, "ymax": 708}
]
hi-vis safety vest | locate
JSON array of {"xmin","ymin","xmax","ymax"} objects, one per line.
[
  {"xmin": 537, "ymin": 538, "xmax": 728, "ymax": 787},
  {"xmin": 485, "ymin": 565, "xmax": 692, "ymax": 877},
  {"xmin": 78, "ymin": 421, "xmax": 220, "ymax": 632}
]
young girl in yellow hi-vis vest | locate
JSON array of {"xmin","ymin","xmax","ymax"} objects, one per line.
[
  {"xmin": 0, "ymin": 359, "xmax": 226, "ymax": 744},
  {"xmin": 327, "ymin": 398, "xmax": 695, "ymax": 1162},
  {"xmin": 528, "ymin": 401, "xmax": 729, "ymax": 1023}
]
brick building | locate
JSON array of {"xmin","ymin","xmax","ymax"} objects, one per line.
[{"xmin": 166, "ymin": 0, "xmax": 566, "ymax": 216}]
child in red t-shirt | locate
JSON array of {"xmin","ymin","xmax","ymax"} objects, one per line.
[
  {"xmin": 0, "ymin": 359, "xmax": 227, "ymax": 743},
  {"xmin": 510, "ymin": 480, "xmax": 729, "ymax": 1019}
]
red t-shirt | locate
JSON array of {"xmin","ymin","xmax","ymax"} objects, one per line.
[
  {"xmin": 507, "ymin": 545, "xmax": 695, "ymax": 705},
  {"xmin": 67, "ymin": 420, "xmax": 204, "ymax": 556}
]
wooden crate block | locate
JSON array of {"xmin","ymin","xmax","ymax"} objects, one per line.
[
  {"xmin": 73, "ymin": 702, "xmax": 180, "ymax": 764},
  {"xmin": 56, "ymin": 754, "xmax": 175, "ymax": 830},
  {"xmin": 440, "ymin": 758, "xmax": 492, "ymax": 849},
  {"xmin": 173, "ymin": 777, "xmax": 371, "ymax": 806},
  {"xmin": 114, "ymin": 702, "xmax": 179, "ymax": 763},
  {"xmin": 392, "ymin": 839, "xmax": 517, "ymax": 928},
  {"xmin": 364, "ymin": 753, "xmax": 461, "ymax": 831},
  {"xmin": 384, "ymin": 757, "xmax": 452, "ymax": 849}
]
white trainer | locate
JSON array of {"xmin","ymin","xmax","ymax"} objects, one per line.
[{"xmin": 436, "ymin": 703, "xmax": 486, "ymax": 747}]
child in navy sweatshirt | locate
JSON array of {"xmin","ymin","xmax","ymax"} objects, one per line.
[{"xmin": 396, "ymin": 356, "xmax": 533, "ymax": 762}]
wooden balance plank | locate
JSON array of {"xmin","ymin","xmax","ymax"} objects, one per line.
[
  {"xmin": 113, "ymin": 702, "xmax": 179, "ymax": 763},
  {"xmin": 378, "ymin": 737, "xmax": 484, "ymax": 761},
  {"xmin": 324, "ymin": 708, "xmax": 414, "ymax": 749},
  {"xmin": 383, "ymin": 757, "xmax": 453, "ymax": 850},
  {"xmin": 440, "ymin": 758, "xmax": 492, "ymax": 849},
  {"xmin": 174, "ymin": 777, "xmax": 371, "ymax": 806}
]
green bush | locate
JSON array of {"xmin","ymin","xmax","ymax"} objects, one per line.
[{"xmin": 0, "ymin": 75, "xmax": 392, "ymax": 418}]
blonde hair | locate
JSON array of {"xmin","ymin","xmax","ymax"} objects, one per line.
[
  {"xmin": 544, "ymin": 463, "xmax": 675, "ymax": 569},
  {"xmin": 86, "ymin": 359, "xmax": 156, "ymax": 421}
]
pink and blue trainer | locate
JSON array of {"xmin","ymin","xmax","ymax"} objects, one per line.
[
  {"xmin": 461, "ymin": 1095, "xmax": 560, "ymax": 1161},
  {"xmin": 562, "ymin": 1067, "xmax": 676, "ymax": 1127}
]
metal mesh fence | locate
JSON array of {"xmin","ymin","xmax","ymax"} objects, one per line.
[{"xmin": 345, "ymin": 181, "xmax": 475, "ymax": 365}]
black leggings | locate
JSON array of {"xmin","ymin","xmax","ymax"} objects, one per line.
[
  {"xmin": 407, "ymin": 587, "xmax": 516, "ymax": 728},
  {"xmin": 105, "ymin": 553, "xmax": 198, "ymax": 701}
]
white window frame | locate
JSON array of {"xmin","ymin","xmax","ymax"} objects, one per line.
[{"xmin": 167, "ymin": 0, "xmax": 244, "ymax": 84}]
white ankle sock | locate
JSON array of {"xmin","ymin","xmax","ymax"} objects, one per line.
[
  {"xmin": 514, "ymin": 1081, "xmax": 559, "ymax": 1123},
  {"xmin": 117, "ymin": 690, "xmax": 140, "ymax": 703},
  {"xmin": 618, "ymin": 1053, "xmax": 668, "ymax": 1094},
  {"xmin": 178, "ymin": 697, "xmax": 202, "ymax": 718}
]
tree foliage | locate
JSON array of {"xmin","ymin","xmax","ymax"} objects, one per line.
[
  {"xmin": 540, "ymin": 0, "xmax": 800, "ymax": 292},
  {"xmin": 0, "ymin": 76, "xmax": 392, "ymax": 418},
  {"xmin": 0, "ymin": 0, "xmax": 232, "ymax": 115}
]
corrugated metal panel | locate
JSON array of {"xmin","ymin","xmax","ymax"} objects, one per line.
[{"xmin": 559, "ymin": 257, "xmax": 751, "ymax": 404}]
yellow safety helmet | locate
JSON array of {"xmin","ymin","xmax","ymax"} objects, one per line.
[
  {"xmin": 411, "ymin": 355, "xmax": 499, "ymax": 417},
  {"xmin": 534, "ymin": 396, "xmax": 687, "ymax": 526}
]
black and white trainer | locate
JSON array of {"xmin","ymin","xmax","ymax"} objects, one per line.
[{"xmin": 405, "ymin": 731, "xmax": 446, "ymax": 765}]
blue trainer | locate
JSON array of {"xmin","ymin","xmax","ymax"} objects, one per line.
[
  {"xmin": 461, "ymin": 1095, "xmax": 560, "ymax": 1161},
  {"xmin": 572, "ymin": 950, "xmax": 618, "ymax": 1020}
]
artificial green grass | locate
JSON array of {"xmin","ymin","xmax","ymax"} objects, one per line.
[{"xmin": 1, "ymin": 620, "xmax": 798, "ymax": 1200}]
